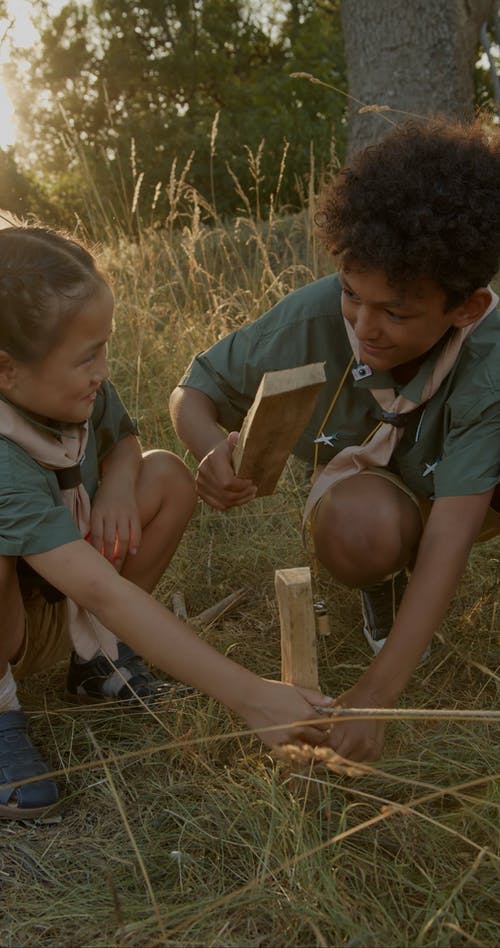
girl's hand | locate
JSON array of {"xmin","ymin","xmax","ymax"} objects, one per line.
[
  {"xmin": 89, "ymin": 479, "xmax": 142, "ymax": 569},
  {"xmin": 238, "ymin": 678, "xmax": 333, "ymax": 747},
  {"xmin": 323, "ymin": 683, "xmax": 387, "ymax": 762},
  {"xmin": 196, "ymin": 432, "xmax": 257, "ymax": 510}
]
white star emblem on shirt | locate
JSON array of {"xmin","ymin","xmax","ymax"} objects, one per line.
[
  {"xmin": 423, "ymin": 460, "xmax": 438, "ymax": 477},
  {"xmin": 314, "ymin": 432, "xmax": 341, "ymax": 447}
]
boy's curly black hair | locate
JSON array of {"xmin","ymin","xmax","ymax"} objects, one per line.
[{"xmin": 316, "ymin": 118, "xmax": 500, "ymax": 309}]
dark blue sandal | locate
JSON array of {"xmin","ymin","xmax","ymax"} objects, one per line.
[{"xmin": 0, "ymin": 710, "xmax": 59, "ymax": 820}]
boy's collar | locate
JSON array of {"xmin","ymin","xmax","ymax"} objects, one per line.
[{"xmin": 350, "ymin": 328, "xmax": 454, "ymax": 400}]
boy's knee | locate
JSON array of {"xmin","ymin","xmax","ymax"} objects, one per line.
[
  {"xmin": 315, "ymin": 505, "xmax": 398, "ymax": 564},
  {"xmin": 142, "ymin": 450, "xmax": 197, "ymax": 507},
  {"xmin": 312, "ymin": 484, "xmax": 417, "ymax": 584}
]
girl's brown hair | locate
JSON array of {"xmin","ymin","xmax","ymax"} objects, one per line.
[{"xmin": 0, "ymin": 227, "xmax": 108, "ymax": 362}]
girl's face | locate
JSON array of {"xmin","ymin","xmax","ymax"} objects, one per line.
[{"xmin": 6, "ymin": 285, "xmax": 114, "ymax": 425}]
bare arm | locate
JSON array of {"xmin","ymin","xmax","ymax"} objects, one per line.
[
  {"xmin": 169, "ymin": 385, "xmax": 256, "ymax": 510},
  {"xmin": 326, "ymin": 489, "xmax": 494, "ymax": 760},
  {"xmin": 169, "ymin": 386, "xmax": 226, "ymax": 461},
  {"xmin": 367, "ymin": 489, "xmax": 494, "ymax": 700},
  {"xmin": 25, "ymin": 540, "xmax": 332, "ymax": 746}
]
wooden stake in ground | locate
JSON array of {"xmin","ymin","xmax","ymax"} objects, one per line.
[
  {"xmin": 275, "ymin": 567, "xmax": 319, "ymax": 690},
  {"xmin": 232, "ymin": 362, "xmax": 326, "ymax": 496}
]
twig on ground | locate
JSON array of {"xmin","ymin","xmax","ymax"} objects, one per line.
[{"xmin": 191, "ymin": 588, "xmax": 250, "ymax": 627}]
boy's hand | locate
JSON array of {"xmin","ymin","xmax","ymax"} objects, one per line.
[
  {"xmin": 323, "ymin": 682, "xmax": 387, "ymax": 762},
  {"xmin": 237, "ymin": 678, "xmax": 333, "ymax": 747},
  {"xmin": 196, "ymin": 432, "xmax": 257, "ymax": 510},
  {"xmin": 89, "ymin": 477, "xmax": 142, "ymax": 569}
]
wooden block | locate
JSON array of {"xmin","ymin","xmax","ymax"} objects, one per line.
[
  {"xmin": 275, "ymin": 567, "xmax": 319, "ymax": 690},
  {"xmin": 232, "ymin": 362, "xmax": 326, "ymax": 496}
]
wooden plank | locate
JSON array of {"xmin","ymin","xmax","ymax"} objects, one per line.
[
  {"xmin": 275, "ymin": 567, "xmax": 319, "ymax": 690},
  {"xmin": 232, "ymin": 362, "xmax": 326, "ymax": 497}
]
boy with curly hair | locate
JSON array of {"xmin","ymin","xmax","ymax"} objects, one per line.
[{"xmin": 170, "ymin": 119, "xmax": 500, "ymax": 762}]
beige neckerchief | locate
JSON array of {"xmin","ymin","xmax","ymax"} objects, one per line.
[
  {"xmin": 0, "ymin": 398, "xmax": 118, "ymax": 660},
  {"xmin": 303, "ymin": 288, "xmax": 499, "ymax": 525}
]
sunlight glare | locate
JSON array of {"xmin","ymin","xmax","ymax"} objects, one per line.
[
  {"xmin": 0, "ymin": 0, "xmax": 69, "ymax": 148},
  {"xmin": 0, "ymin": 80, "xmax": 15, "ymax": 148}
]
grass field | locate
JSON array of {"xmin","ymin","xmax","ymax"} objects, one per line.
[{"xmin": 1, "ymin": 176, "xmax": 499, "ymax": 947}]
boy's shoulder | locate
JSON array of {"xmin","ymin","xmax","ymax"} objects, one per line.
[
  {"xmin": 247, "ymin": 273, "xmax": 343, "ymax": 339},
  {"xmin": 457, "ymin": 306, "xmax": 499, "ymax": 392},
  {"xmin": 467, "ymin": 303, "xmax": 499, "ymax": 349},
  {"xmin": 442, "ymin": 307, "xmax": 500, "ymax": 425}
]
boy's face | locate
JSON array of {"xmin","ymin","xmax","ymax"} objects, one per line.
[
  {"xmin": 5, "ymin": 285, "xmax": 114, "ymax": 425},
  {"xmin": 339, "ymin": 266, "xmax": 468, "ymax": 374}
]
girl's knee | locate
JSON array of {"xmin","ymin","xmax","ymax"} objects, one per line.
[{"xmin": 0, "ymin": 555, "xmax": 18, "ymax": 587}]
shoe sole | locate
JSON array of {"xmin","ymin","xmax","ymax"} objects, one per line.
[
  {"xmin": 64, "ymin": 689, "xmax": 149, "ymax": 707},
  {"xmin": 363, "ymin": 626, "xmax": 387, "ymax": 655},
  {"xmin": 64, "ymin": 686, "xmax": 193, "ymax": 707},
  {"xmin": 0, "ymin": 800, "xmax": 60, "ymax": 820},
  {"xmin": 363, "ymin": 626, "xmax": 431, "ymax": 664}
]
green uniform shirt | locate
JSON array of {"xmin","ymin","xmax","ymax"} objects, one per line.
[
  {"xmin": 180, "ymin": 274, "xmax": 500, "ymax": 499},
  {"xmin": 0, "ymin": 379, "xmax": 138, "ymax": 557}
]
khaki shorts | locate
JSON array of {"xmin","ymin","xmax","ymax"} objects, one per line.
[
  {"xmin": 12, "ymin": 590, "xmax": 72, "ymax": 681},
  {"xmin": 313, "ymin": 467, "xmax": 500, "ymax": 544}
]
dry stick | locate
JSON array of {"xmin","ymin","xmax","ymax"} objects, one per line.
[
  {"xmin": 312, "ymin": 708, "xmax": 500, "ymax": 721},
  {"xmin": 171, "ymin": 588, "xmax": 250, "ymax": 627},
  {"xmin": 191, "ymin": 587, "xmax": 250, "ymax": 627}
]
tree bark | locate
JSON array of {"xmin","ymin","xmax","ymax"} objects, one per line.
[{"xmin": 340, "ymin": 0, "xmax": 493, "ymax": 156}]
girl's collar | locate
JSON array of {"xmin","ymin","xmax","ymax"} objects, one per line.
[{"xmin": 0, "ymin": 393, "xmax": 82, "ymax": 440}]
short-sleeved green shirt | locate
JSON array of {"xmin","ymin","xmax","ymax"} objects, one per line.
[
  {"xmin": 179, "ymin": 274, "xmax": 499, "ymax": 499},
  {"xmin": 0, "ymin": 379, "xmax": 138, "ymax": 558}
]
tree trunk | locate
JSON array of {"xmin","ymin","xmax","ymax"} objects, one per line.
[{"xmin": 340, "ymin": 0, "xmax": 493, "ymax": 156}]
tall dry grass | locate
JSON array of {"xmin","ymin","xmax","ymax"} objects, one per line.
[{"xmin": 1, "ymin": 148, "xmax": 499, "ymax": 947}]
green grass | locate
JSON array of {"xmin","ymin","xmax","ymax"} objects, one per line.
[{"xmin": 1, "ymin": 168, "xmax": 499, "ymax": 947}]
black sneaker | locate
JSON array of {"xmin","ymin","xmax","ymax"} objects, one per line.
[
  {"xmin": 361, "ymin": 571, "xmax": 406, "ymax": 654},
  {"xmin": 361, "ymin": 572, "xmax": 430, "ymax": 662},
  {"xmin": 66, "ymin": 642, "xmax": 193, "ymax": 705}
]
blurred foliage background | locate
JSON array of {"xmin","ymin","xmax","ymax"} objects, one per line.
[{"xmin": 0, "ymin": 0, "xmax": 498, "ymax": 234}]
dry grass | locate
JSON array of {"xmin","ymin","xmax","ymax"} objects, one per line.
[{"xmin": 1, "ymin": 162, "xmax": 499, "ymax": 947}]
